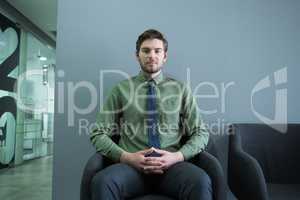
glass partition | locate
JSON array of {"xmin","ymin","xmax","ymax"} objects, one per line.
[
  {"xmin": 19, "ymin": 32, "xmax": 55, "ymax": 161},
  {"xmin": 1, "ymin": 13, "xmax": 55, "ymax": 166}
]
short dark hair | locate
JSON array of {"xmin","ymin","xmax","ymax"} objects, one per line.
[{"xmin": 136, "ymin": 29, "xmax": 168, "ymax": 55}]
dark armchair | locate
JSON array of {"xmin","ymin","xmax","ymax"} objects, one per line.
[
  {"xmin": 80, "ymin": 135, "xmax": 227, "ymax": 200},
  {"xmin": 228, "ymin": 123, "xmax": 300, "ymax": 200}
]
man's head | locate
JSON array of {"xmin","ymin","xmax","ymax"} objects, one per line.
[{"xmin": 136, "ymin": 29, "xmax": 168, "ymax": 75}]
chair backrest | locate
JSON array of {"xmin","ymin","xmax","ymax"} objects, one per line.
[{"xmin": 232, "ymin": 123, "xmax": 300, "ymax": 184}]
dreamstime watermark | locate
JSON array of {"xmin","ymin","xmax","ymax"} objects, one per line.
[{"xmin": 14, "ymin": 66, "xmax": 288, "ymax": 134}]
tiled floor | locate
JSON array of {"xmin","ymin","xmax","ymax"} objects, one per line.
[{"xmin": 0, "ymin": 156, "xmax": 52, "ymax": 200}]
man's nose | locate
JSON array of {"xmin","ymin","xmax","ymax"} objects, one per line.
[{"xmin": 147, "ymin": 50, "xmax": 156, "ymax": 58}]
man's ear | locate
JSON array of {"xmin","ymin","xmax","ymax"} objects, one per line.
[
  {"xmin": 136, "ymin": 53, "xmax": 140, "ymax": 62},
  {"xmin": 163, "ymin": 51, "xmax": 168, "ymax": 62},
  {"xmin": 136, "ymin": 50, "xmax": 140, "ymax": 58}
]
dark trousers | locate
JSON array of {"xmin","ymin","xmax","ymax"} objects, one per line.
[{"xmin": 91, "ymin": 161, "xmax": 213, "ymax": 200}]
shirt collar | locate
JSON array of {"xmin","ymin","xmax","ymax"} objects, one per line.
[{"xmin": 137, "ymin": 70, "xmax": 164, "ymax": 84}]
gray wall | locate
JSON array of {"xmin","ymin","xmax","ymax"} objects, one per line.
[{"xmin": 54, "ymin": 0, "xmax": 300, "ymax": 199}]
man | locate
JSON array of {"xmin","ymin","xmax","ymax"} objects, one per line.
[{"xmin": 90, "ymin": 29, "xmax": 212, "ymax": 200}]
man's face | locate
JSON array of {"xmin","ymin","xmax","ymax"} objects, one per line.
[{"xmin": 136, "ymin": 39, "xmax": 167, "ymax": 74}]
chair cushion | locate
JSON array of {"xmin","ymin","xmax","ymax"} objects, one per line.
[
  {"xmin": 267, "ymin": 184, "xmax": 300, "ymax": 200},
  {"xmin": 131, "ymin": 194, "xmax": 174, "ymax": 200}
]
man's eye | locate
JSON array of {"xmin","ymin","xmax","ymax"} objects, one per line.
[
  {"xmin": 142, "ymin": 49, "xmax": 150, "ymax": 53},
  {"xmin": 155, "ymin": 49, "xmax": 162, "ymax": 53}
]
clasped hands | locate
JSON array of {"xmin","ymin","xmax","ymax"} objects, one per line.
[{"xmin": 120, "ymin": 147, "xmax": 184, "ymax": 174}]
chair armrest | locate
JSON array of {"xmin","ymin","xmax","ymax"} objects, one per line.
[
  {"xmin": 228, "ymin": 134, "xmax": 269, "ymax": 200},
  {"xmin": 80, "ymin": 152, "xmax": 106, "ymax": 200},
  {"xmin": 190, "ymin": 151, "xmax": 227, "ymax": 200}
]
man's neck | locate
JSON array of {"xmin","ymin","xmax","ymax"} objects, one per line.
[{"xmin": 143, "ymin": 70, "xmax": 162, "ymax": 79}]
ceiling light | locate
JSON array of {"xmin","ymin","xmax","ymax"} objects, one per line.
[{"xmin": 39, "ymin": 56, "xmax": 47, "ymax": 61}]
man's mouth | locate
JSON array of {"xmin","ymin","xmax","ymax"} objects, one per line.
[{"xmin": 147, "ymin": 62, "xmax": 156, "ymax": 65}]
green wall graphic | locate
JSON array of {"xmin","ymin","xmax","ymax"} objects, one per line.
[{"xmin": 0, "ymin": 13, "xmax": 20, "ymax": 166}]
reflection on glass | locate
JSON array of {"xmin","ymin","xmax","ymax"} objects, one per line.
[{"xmin": 20, "ymin": 33, "xmax": 55, "ymax": 160}]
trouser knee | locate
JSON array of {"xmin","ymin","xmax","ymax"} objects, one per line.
[
  {"xmin": 190, "ymin": 170, "xmax": 213, "ymax": 199},
  {"xmin": 91, "ymin": 171, "xmax": 121, "ymax": 199}
]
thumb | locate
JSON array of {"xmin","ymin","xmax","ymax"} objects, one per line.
[
  {"xmin": 139, "ymin": 148, "xmax": 154, "ymax": 155},
  {"xmin": 151, "ymin": 148, "xmax": 166, "ymax": 155}
]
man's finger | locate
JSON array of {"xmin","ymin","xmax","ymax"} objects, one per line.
[
  {"xmin": 144, "ymin": 157, "xmax": 164, "ymax": 164},
  {"xmin": 144, "ymin": 157, "xmax": 162, "ymax": 161},
  {"xmin": 150, "ymin": 170, "xmax": 164, "ymax": 174},
  {"xmin": 141, "ymin": 163, "xmax": 164, "ymax": 174},
  {"xmin": 140, "ymin": 148, "xmax": 154, "ymax": 155},
  {"xmin": 143, "ymin": 160, "xmax": 162, "ymax": 166},
  {"xmin": 144, "ymin": 165, "xmax": 163, "ymax": 171},
  {"xmin": 151, "ymin": 148, "xmax": 166, "ymax": 154},
  {"xmin": 144, "ymin": 169, "xmax": 164, "ymax": 174}
]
